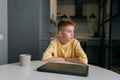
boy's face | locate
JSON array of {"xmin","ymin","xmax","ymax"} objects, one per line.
[{"xmin": 59, "ymin": 25, "xmax": 74, "ymax": 42}]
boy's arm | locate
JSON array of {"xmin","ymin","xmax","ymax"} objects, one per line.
[
  {"xmin": 72, "ymin": 40, "xmax": 88, "ymax": 64},
  {"xmin": 42, "ymin": 41, "xmax": 54, "ymax": 61},
  {"xmin": 42, "ymin": 40, "xmax": 65, "ymax": 62}
]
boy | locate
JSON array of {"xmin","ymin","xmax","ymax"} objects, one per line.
[{"xmin": 42, "ymin": 19, "xmax": 88, "ymax": 64}]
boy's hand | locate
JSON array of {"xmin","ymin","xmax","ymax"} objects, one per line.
[
  {"xmin": 66, "ymin": 58, "xmax": 87, "ymax": 65},
  {"xmin": 50, "ymin": 57, "xmax": 65, "ymax": 61},
  {"xmin": 42, "ymin": 57, "xmax": 65, "ymax": 62}
]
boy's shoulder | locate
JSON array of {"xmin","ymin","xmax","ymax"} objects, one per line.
[
  {"xmin": 50, "ymin": 38, "xmax": 59, "ymax": 43},
  {"xmin": 72, "ymin": 38, "xmax": 79, "ymax": 42},
  {"xmin": 70, "ymin": 38, "xmax": 80, "ymax": 45}
]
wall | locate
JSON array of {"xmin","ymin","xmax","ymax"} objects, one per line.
[
  {"xmin": 39, "ymin": 0, "xmax": 50, "ymax": 59},
  {"xmin": 8, "ymin": 0, "xmax": 50, "ymax": 63},
  {"xmin": 8, "ymin": 0, "xmax": 39, "ymax": 63},
  {"xmin": 0, "ymin": 0, "xmax": 8, "ymax": 65}
]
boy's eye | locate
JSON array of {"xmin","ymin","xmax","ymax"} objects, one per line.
[
  {"xmin": 67, "ymin": 30, "xmax": 72, "ymax": 33},
  {"xmin": 68, "ymin": 30, "xmax": 74, "ymax": 33}
]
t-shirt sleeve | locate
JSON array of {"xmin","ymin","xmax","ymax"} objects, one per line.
[
  {"xmin": 42, "ymin": 41, "xmax": 54, "ymax": 60},
  {"xmin": 74, "ymin": 40, "xmax": 88, "ymax": 64}
]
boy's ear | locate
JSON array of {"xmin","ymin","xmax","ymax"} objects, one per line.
[{"xmin": 58, "ymin": 31, "xmax": 63, "ymax": 37}]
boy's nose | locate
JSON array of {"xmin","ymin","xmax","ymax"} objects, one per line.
[{"xmin": 71, "ymin": 33, "xmax": 74, "ymax": 36}]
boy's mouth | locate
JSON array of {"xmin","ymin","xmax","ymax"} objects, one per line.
[{"xmin": 70, "ymin": 37, "xmax": 74, "ymax": 39}]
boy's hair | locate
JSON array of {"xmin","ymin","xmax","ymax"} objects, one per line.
[{"xmin": 57, "ymin": 19, "xmax": 76, "ymax": 31}]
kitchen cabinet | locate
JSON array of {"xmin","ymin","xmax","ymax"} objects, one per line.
[{"xmin": 50, "ymin": 0, "xmax": 57, "ymax": 22}]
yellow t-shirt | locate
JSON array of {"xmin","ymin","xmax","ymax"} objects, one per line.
[{"xmin": 42, "ymin": 38, "xmax": 88, "ymax": 64}]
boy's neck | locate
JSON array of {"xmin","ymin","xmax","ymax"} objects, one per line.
[
  {"xmin": 58, "ymin": 38, "xmax": 69, "ymax": 45},
  {"xmin": 58, "ymin": 37, "xmax": 74, "ymax": 45}
]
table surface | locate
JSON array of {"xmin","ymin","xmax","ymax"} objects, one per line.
[{"xmin": 0, "ymin": 61, "xmax": 120, "ymax": 80}]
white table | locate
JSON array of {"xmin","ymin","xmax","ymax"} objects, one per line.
[{"xmin": 0, "ymin": 61, "xmax": 120, "ymax": 80}]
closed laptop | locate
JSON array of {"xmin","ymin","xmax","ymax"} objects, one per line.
[{"xmin": 37, "ymin": 62, "xmax": 89, "ymax": 77}]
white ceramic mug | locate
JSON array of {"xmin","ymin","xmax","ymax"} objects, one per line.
[{"xmin": 20, "ymin": 54, "xmax": 31, "ymax": 66}]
